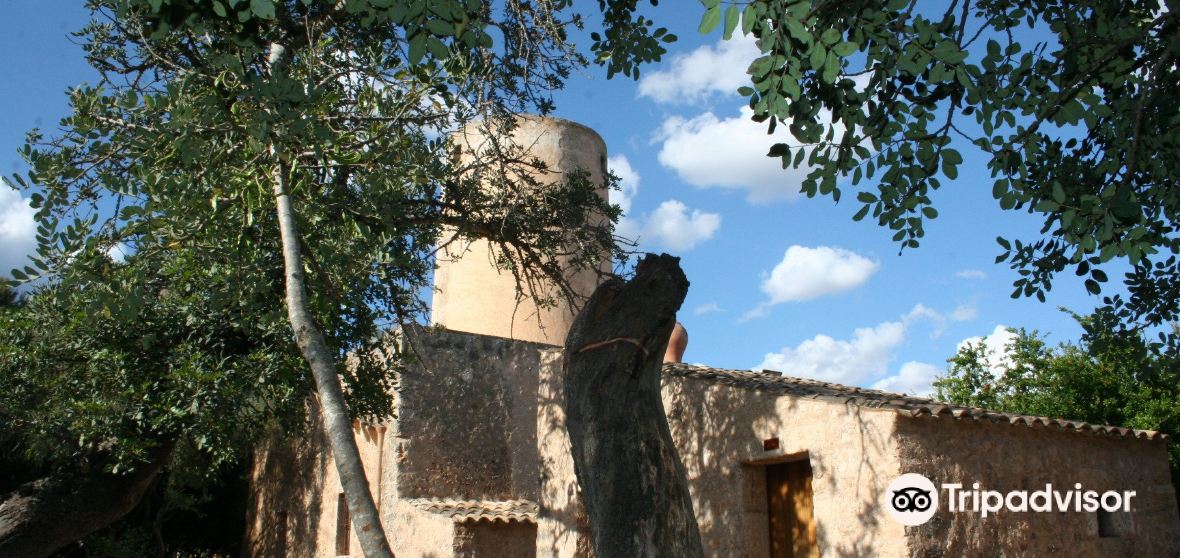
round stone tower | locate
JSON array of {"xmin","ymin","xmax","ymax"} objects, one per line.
[{"xmin": 430, "ymin": 116, "xmax": 611, "ymax": 345}]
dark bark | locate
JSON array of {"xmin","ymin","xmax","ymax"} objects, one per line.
[
  {"xmin": 563, "ymin": 253, "xmax": 705, "ymax": 558},
  {"xmin": 0, "ymin": 448, "xmax": 169, "ymax": 558}
]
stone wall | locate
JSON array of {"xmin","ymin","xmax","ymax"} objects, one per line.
[
  {"xmin": 660, "ymin": 375, "xmax": 909, "ymax": 557},
  {"xmin": 897, "ymin": 416, "xmax": 1180, "ymax": 557},
  {"xmin": 394, "ymin": 327, "xmax": 545, "ymax": 501}
]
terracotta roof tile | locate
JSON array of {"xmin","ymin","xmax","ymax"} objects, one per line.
[
  {"xmin": 662, "ymin": 362, "xmax": 1165, "ymax": 442},
  {"xmin": 407, "ymin": 498, "xmax": 538, "ymax": 523}
]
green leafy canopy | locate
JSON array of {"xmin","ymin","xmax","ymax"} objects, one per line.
[{"xmin": 702, "ymin": 0, "xmax": 1180, "ymax": 328}]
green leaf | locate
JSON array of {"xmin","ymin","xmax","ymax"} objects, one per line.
[
  {"xmin": 997, "ymin": 237, "xmax": 1011, "ymax": 250},
  {"xmin": 425, "ymin": 19, "xmax": 454, "ymax": 36},
  {"xmin": 1085, "ymin": 279, "xmax": 1101, "ymax": 295},
  {"xmin": 922, "ymin": 206, "xmax": 938, "ymax": 219},
  {"xmin": 723, "ymin": 5, "xmax": 740, "ymax": 39},
  {"xmin": 212, "ymin": 1, "xmax": 227, "ymax": 17},
  {"xmin": 741, "ymin": 4, "xmax": 757, "ymax": 35},
  {"xmin": 250, "ymin": 0, "xmax": 275, "ymax": 19},
  {"xmin": 408, "ymin": 33, "xmax": 426, "ymax": 65},
  {"xmin": 831, "ymin": 41, "xmax": 857, "ymax": 57},
  {"xmin": 785, "ymin": 18, "xmax": 810, "ymax": 43},
  {"xmin": 820, "ymin": 28, "xmax": 841, "ymax": 46},
  {"xmin": 699, "ymin": 6, "xmax": 722, "ymax": 34},
  {"xmin": 809, "ymin": 45, "xmax": 826, "ymax": 70}
]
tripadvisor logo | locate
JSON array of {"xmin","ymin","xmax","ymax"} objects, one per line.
[
  {"xmin": 885, "ymin": 473, "xmax": 939, "ymax": 526},
  {"xmin": 884, "ymin": 473, "xmax": 1137, "ymax": 525}
]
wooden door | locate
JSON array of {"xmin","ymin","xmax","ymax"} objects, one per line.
[{"xmin": 766, "ymin": 459, "xmax": 818, "ymax": 558}]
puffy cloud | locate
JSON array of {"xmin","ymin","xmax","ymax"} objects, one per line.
[
  {"xmin": 640, "ymin": 200, "xmax": 721, "ymax": 252},
  {"xmin": 655, "ymin": 107, "xmax": 808, "ymax": 202},
  {"xmin": 956, "ymin": 325, "xmax": 1019, "ymax": 374},
  {"xmin": 955, "ymin": 269, "xmax": 988, "ymax": 280},
  {"xmin": 637, "ymin": 37, "xmax": 761, "ymax": 105},
  {"xmin": 756, "ymin": 321, "xmax": 905, "ymax": 385},
  {"xmin": 744, "ymin": 246, "xmax": 876, "ymax": 320},
  {"xmin": 756, "ymin": 303, "xmax": 972, "ymax": 390},
  {"xmin": 608, "ymin": 155, "xmax": 721, "ymax": 252},
  {"xmin": 0, "ymin": 187, "xmax": 37, "ymax": 277},
  {"xmin": 871, "ymin": 361, "xmax": 941, "ymax": 397}
]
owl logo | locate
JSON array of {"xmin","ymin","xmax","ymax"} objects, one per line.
[
  {"xmin": 891, "ymin": 486, "xmax": 933, "ymax": 512},
  {"xmin": 884, "ymin": 473, "xmax": 939, "ymax": 525}
]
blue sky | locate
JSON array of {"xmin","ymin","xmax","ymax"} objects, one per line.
[{"xmin": 0, "ymin": 3, "xmax": 1114, "ymax": 395}]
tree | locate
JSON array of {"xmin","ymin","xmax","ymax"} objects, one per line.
[
  {"xmin": 933, "ymin": 310, "xmax": 1180, "ymax": 491},
  {"xmin": 564, "ymin": 254, "xmax": 704, "ymax": 558},
  {"xmin": 4, "ymin": 0, "xmax": 675, "ymax": 555},
  {"xmin": 0, "ymin": 248, "xmax": 306, "ymax": 556},
  {"xmin": 698, "ymin": 0, "xmax": 1180, "ymax": 328}
]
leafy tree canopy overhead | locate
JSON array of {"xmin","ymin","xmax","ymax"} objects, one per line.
[
  {"xmin": 699, "ymin": 0, "xmax": 1180, "ymax": 328},
  {"xmin": 1, "ymin": 2, "xmax": 672, "ymax": 554},
  {"xmin": 7, "ymin": 0, "xmax": 671, "ymax": 420}
]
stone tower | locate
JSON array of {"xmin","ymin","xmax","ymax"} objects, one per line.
[{"xmin": 430, "ymin": 116, "xmax": 611, "ymax": 346}]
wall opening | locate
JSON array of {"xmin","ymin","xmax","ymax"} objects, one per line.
[
  {"xmin": 766, "ymin": 458, "xmax": 818, "ymax": 558},
  {"xmin": 1097, "ymin": 509, "xmax": 1134, "ymax": 538},
  {"xmin": 336, "ymin": 493, "xmax": 350, "ymax": 556},
  {"xmin": 454, "ymin": 519, "xmax": 538, "ymax": 557}
]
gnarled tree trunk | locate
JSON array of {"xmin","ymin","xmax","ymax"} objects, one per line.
[
  {"xmin": 0, "ymin": 445, "xmax": 169, "ymax": 558},
  {"xmin": 563, "ymin": 253, "xmax": 705, "ymax": 558}
]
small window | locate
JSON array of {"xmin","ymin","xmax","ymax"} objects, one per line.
[{"xmin": 336, "ymin": 493, "xmax": 351, "ymax": 556}]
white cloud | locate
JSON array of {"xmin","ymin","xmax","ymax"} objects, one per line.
[
  {"xmin": 640, "ymin": 200, "xmax": 721, "ymax": 252},
  {"xmin": 956, "ymin": 325, "xmax": 1018, "ymax": 375},
  {"xmin": 871, "ymin": 361, "xmax": 941, "ymax": 397},
  {"xmin": 637, "ymin": 37, "xmax": 761, "ymax": 105},
  {"xmin": 0, "ymin": 187, "xmax": 37, "ymax": 277},
  {"xmin": 608, "ymin": 154, "xmax": 639, "ymax": 215},
  {"xmin": 756, "ymin": 321, "xmax": 905, "ymax": 385},
  {"xmin": 950, "ymin": 304, "xmax": 978, "ymax": 322},
  {"xmin": 750, "ymin": 246, "xmax": 877, "ymax": 316},
  {"xmin": 756, "ymin": 303, "xmax": 974, "ymax": 390},
  {"xmin": 655, "ymin": 107, "xmax": 808, "ymax": 203},
  {"xmin": 901, "ymin": 302, "xmax": 978, "ymax": 339},
  {"xmin": 693, "ymin": 302, "xmax": 723, "ymax": 316},
  {"xmin": 609, "ymin": 155, "xmax": 721, "ymax": 252},
  {"xmin": 955, "ymin": 269, "xmax": 987, "ymax": 280}
]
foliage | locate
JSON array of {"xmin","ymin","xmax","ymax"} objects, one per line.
[
  {"xmin": 5, "ymin": 0, "xmax": 672, "ymax": 426},
  {"xmin": 933, "ymin": 310, "xmax": 1180, "ymax": 484},
  {"xmin": 0, "ymin": 249, "xmax": 305, "ymax": 477},
  {"xmin": 701, "ymin": 0, "xmax": 1180, "ymax": 327},
  {"xmin": 2, "ymin": 0, "xmax": 671, "ymax": 552}
]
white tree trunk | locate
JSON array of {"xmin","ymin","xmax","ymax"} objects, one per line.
[
  {"xmin": 272, "ymin": 167, "xmax": 395, "ymax": 558},
  {"xmin": 269, "ymin": 41, "xmax": 394, "ymax": 558}
]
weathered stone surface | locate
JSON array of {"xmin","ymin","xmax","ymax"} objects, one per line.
[
  {"xmin": 395, "ymin": 326, "xmax": 543, "ymax": 502},
  {"xmin": 897, "ymin": 416, "xmax": 1180, "ymax": 557},
  {"xmin": 431, "ymin": 116, "xmax": 611, "ymax": 346},
  {"xmin": 247, "ymin": 330, "xmax": 1180, "ymax": 558}
]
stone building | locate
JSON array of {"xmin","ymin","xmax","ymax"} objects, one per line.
[{"xmin": 244, "ymin": 117, "xmax": 1180, "ymax": 557}]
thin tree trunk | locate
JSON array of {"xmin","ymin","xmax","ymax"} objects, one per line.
[
  {"xmin": 272, "ymin": 165, "xmax": 394, "ymax": 558},
  {"xmin": 268, "ymin": 42, "xmax": 394, "ymax": 558},
  {"xmin": 563, "ymin": 253, "xmax": 705, "ymax": 558},
  {"xmin": 0, "ymin": 445, "xmax": 169, "ymax": 558}
]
